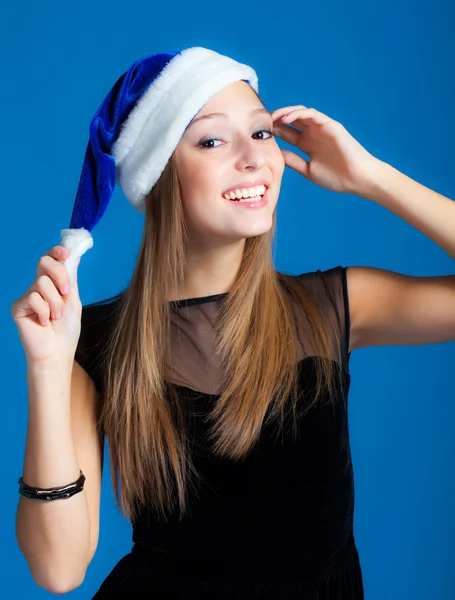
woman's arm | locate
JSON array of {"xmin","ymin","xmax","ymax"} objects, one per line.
[
  {"xmin": 16, "ymin": 361, "xmax": 103, "ymax": 594},
  {"xmin": 347, "ymin": 160, "xmax": 455, "ymax": 351},
  {"xmin": 272, "ymin": 107, "xmax": 455, "ymax": 350}
]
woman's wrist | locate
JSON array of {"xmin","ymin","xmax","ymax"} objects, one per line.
[{"xmin": 26, "ymin": 359, "xmax": 74, "ymax": 381}]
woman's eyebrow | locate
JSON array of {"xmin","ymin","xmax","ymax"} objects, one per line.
[{"xmin": 188, "ymin": 107, "xmax": 271, "ymax": 128}]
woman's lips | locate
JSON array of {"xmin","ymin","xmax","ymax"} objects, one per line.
[{"xmin": 223, "ymin": 188, "xmax": 269, "ymax": 209}]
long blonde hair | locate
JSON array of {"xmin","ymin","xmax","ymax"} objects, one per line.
[{"xmin": 97, "ymin": 153, "xmax": 340, "ymax": 523}]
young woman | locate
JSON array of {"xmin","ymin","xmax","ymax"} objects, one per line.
[{"xmin": 11, "ymin": 47, "xmax": 455, "ymax": 599}]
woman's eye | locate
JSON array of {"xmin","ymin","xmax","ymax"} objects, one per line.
[
  {"xmin": 198, "ymin": 129, "xmax": 274, "ymax": 150},
  {"xmin": 252, "ymin": 129, "xmax": 273, "ymax": 141},
  {"xmin": 199, "ymin": 138, "xmax": 223, "ymax": 149}
]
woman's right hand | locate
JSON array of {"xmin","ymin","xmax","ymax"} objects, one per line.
[{"xmin": 11, "ymin": 245, "xmax": 83, "ymax": 368}]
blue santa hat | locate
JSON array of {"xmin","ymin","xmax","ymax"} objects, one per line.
[{"xmin": 60, "ymin": 47, "xmax": 259, "ymax": 282}]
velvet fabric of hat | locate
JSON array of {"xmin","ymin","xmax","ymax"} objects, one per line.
[{"xmin": 59, "ymin": 47, "xmax": 259, "ymax": 282}]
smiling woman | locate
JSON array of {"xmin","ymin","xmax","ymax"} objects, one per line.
[
  {"xmin": 13, "ymin": 46, "xmax": 366, "ymax": 599},
  {"xmin": 15, "ymin": 43, "xmax": 454, "ymax": 600},
  {"xmin": 172, "ymin": 80, "xmax": 284, "ymax": 258}
]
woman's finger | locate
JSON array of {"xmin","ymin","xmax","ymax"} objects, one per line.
[
  {"xmin": 273, "ymin": 121, "xmax": 304, "ymax": 146},
  {"xmin": 36, "ymin": 254, "xmax": 71, "ymax": 297},
  {"xmin": 281, "ymin": 149, "xmax": 311, "ymax": 178},
  {"xmin": 280, "ymin": 108, "xmax": 329, "ymax": 127},
  {"xmin": 44, "ymin": 245, "xmax": 70, "ymax": 260},
  {"xmin": 271, "ymin": 105, "xmax": 308, "ymax": 120},
  {"xmin": 28, "ymin": 291, "xmax": 51, "ymax": 327},
  {"xmin": 273, "ymin": 122, "xmax": 313, "ymax": 156},
  {"xmin": 34, "ymin": 275, "xmax": 65, "ymax": 321}
]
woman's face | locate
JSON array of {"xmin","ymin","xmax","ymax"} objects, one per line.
[{"xmin": 174, "ymin": 81, "xmax": 285, "ymax": 248}]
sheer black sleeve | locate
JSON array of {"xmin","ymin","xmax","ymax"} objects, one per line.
[
  {"xmin": 74, "ymin": 297, "xmax": 121, "ymax": 395},
  {"xmin": 297, "ymin": 266, "xmax": 351, "ymax": 375}
]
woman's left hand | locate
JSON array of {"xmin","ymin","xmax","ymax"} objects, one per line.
[{"xmin": 271, "ymin": 105, "xmax": 379, "ymax": 195}]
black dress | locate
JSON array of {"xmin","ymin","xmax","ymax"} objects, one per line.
[{"xmin": 75, "ymin": 266, "xmax": 364, "ymax": 599}]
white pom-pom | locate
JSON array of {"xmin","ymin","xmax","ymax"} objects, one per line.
[{"xmin": 59, "ymin": 228, "xmax": 94, "ymax": 284}]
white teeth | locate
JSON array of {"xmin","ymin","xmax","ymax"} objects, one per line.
[{"xmin": 223, "ymin": 184, "xmax": 266, "ymax": 201}]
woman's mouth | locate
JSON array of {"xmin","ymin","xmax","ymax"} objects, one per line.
[
  {"xmin": 222, "ymin": 186, "xmax": 269, "ymax": 209},
  {"xmin": 223, "ymin": 183, "xmax": 267, "ymax": 202}
]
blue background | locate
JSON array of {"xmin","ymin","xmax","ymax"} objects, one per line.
[{"xmin": 2, "ymin": 0, "xmax": 454, "ymax": 597}]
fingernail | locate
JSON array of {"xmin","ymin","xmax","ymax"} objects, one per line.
[
  {"xmin": 63, "ymin": 285, "xmax": 70, "ymax": 294},
  {"xmin": 59, "ymin": 248, "xmax": 67, "ymax": 257}
]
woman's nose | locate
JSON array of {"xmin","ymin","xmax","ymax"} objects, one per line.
[{"xmin": 236, "ymin": 138, "xmax": 266, "ymax": 170}]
